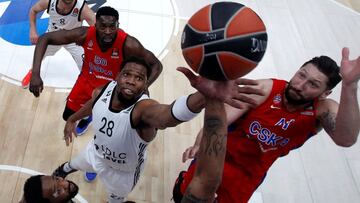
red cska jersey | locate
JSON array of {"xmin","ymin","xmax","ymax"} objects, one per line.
[
  {"xmin": 67, "ymin": 26, "xmax": 127, "ymax": 111},
  {"xmin": 181, "ymin": 79, "xmax": 318, "ymax": 203},
  {"xmin": 81, "ymin": 26, "xmax": 127, "ymax": 88}
]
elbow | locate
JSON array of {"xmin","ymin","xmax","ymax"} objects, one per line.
[{"xmin": 334, "ymin": 137, "xmax": 357, "ymax": 147}]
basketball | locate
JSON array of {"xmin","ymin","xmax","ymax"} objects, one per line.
[{"xmin": 181, "ymin": 2, "xmax": 267, "ymax": 80}]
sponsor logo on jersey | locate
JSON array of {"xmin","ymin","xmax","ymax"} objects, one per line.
[
  {"xmin": 270, "ymin": 105, "xmax": 281, "ymax": 109},
  {"xmin": 94, "ymin": 143, "xmax": 127, "ymax": 164},
  {"xmin": 248, "ymin": 121, "xmax": 290, "ymax": 152},
  {"xmin": 71, "ymin": 8, "xmax": 79, "ymax": 17},
  {"xmin": 111, "ymin": 48, "xmax": 119, "ymax": 58},
  {"xmin": 273, "ymin": 94, "xmax": 282, "ymax": 104}
]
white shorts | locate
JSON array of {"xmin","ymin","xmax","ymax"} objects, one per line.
[
  {"xmin": 69, "ymin": 140, "xmax": 141, "ymax": 203},
  {"xmin": 45, "ymin": 43, "xmax": 84, "ymax": 70}
]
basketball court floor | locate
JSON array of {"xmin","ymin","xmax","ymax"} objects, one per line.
[{"xmin": 0, "ymin": 0, "xmax": 359, "ymax": 202}]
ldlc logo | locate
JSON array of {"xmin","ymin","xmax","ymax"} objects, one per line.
[{"xmin": 0, "ymin": 0, "xmax": 105, "ymax": 46}]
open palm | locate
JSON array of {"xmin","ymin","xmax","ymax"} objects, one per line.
[{"xmin": 340, "ymin": 47, "xmax": 360, "ymax": 85}]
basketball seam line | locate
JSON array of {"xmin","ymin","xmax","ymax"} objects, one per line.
[
  {"xmin": 215, "ymin": 54, "xmax": 228, "ymax": 80},
  {"xmin": 186, "ymin": 23, "xmax": 225, "ymax": 33},
  {"xmin": 205, "ymin": 52, "xmax": 258, "ymax": 64},
  {"xmin": 224, "ymin": 6, "xmax": 247, "ymax": 38},
  {"xmin": 182, "ymin": 31, "xmax": 267, "ymax": 50}
]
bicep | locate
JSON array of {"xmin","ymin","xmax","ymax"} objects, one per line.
[
  {"xmin": 32, "ymin": 0, "xmax": 48, "ymax": 13},
  {"xmin": 139, "ymin": 101, "xmax": 175, "ymax": 129},
  {"xmin": 124, "ymin": 36, "xmax": 158, "ymax": 63}
]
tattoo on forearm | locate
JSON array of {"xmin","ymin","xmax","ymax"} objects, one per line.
[
  {"xmin": 320, "ymin": 110, "xmax": 336, "ymax": 133},
  {"xmin": 202, "ymin": 117, "xmax": 226, "ymax": 157}
]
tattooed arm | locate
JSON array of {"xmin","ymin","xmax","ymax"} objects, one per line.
[
  {"xmin": 182, "ymin": 99, "xmax": 227, "ymax": 203},
  {"xmin": 317, "ymin": 48, "xmax": 360, "ymax": 147}
]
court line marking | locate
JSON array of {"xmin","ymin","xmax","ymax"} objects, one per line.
[{"xmin": 0, "ymin": 164, "xmax": 88, "ymax": 203}]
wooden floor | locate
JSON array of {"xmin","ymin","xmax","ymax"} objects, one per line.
[{"xmin": 1, "ymin": 0, "xmax": 360, "ymax": 202}]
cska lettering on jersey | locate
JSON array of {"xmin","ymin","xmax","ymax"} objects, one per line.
[
  {"xmin": 89, "ymin": 55, "xmax": 114, "ymax": 79},
  {"xmin": 94, "ymin": 143, "xmax": 127, "ymax": 164},
  {"xmin": 248, "ymin": 118, "xmax": 295, "ymax": 149}
]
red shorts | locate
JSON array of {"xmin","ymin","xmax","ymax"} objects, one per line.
[
  {"xmin": 66, "ymin": 75, "xmax": 97, "ymax": 112},
  {"xmin": 180, "ymin": 161, "xmax": 265, "ymax": 203}
]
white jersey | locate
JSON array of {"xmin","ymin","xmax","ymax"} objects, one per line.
[
  {"xmin": 92, "ymin": 81, "xmax": 150, "ymax": 173},
  {"xmin": 47, "ymin": 0, "xmax": 85, "ymax": 32}
]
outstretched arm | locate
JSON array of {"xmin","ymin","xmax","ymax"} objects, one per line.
[
  {"xmin": 29, "ymin": 27, "xmax": 88, "ymax": 97},
  {"xmin": 181, "ymin": 99, "xmax": 226, "ymax": 203},
  {"xmin": 137, "ymin": 92, "xmax": 205, "ymax": 131},
  {"xmin": 123, "ymin": 36, "xmax": 163, "ymax": 85},
  {"xmin": 29, "ymin": 0, "xmax": 49, "ymax": 44},
  {"xmin": 318, "ymin": 47, "xmax": 360, "ymax": 147}
]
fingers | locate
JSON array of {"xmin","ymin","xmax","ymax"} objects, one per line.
[
  {"xmin": 235, "ymin": 78, "xmax": 259, "ymax": 86},
  {"xmin": 182, "ymin": 147, "xmax": 197, "ymax": 163},
  {"xmin": 342, "ymin": 47, "xmax": 349, "ymax": 61},
  {"xmin": 225, "ymin": 99, "xmax": 245, "ymax": 109},
  {"xmin": 177, "ymin": 67, "xmax": 198, "ymax": 83},
  {"xmin": 29, "ymin": 85, "xmax": 43, "ymax": 97},
  {"xmin": 237, "ymin": 85, "xmax": 265, "ymax": 96}
]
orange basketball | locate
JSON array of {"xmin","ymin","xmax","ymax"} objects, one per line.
[{"xmin": 181, "ymin": 2, "xmax": 267, "ymax": 80}]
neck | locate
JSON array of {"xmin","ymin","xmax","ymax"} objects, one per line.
[
  {"xmin": 283, "ymin": 94, "xmax": 313, "ymax": 112},
  {"xmin": 57, "ymin": 1, "xmax": 75, "ymax": 14}
]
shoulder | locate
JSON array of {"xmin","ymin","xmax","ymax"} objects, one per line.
[
  {"xmin": 316, "ymin": 98, "xmax": 339, "ymax": 118},
  {"xmin": 134, "ymin": 98, "xmax": 159, "ymax": 111},
  {"xmin": 33, "ymin": 0, "xmax": 49, "ymax": 10},
  {"xmin": 124, "ymin": 35, "xmax": 142, "ymax": 48}
]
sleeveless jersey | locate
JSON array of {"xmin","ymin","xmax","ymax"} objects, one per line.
[
  {"xmin": 181, "ymin": 79, "xmax": 318, "ymax": 203},
  {"xmin": 81, "ymin": 26, "xmax": 128, "ymax": 89},
  {"xmin": 47, "ymin": 0, "xmax": 85, "ymax": 32},
  {"xmin": 92, "ymin": 81, "xmax": 149, "ymax": 173}
]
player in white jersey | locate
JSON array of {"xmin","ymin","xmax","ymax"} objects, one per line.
[
  {"xmin": 50, "ymin": 57, "xmax": 263, "ymax": 202},
  {"xmin": 21, "ymin": 0, "xmax": 95, "ymax": 88}
]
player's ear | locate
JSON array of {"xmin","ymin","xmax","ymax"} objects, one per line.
[{"xmin": 320, "ymin": 90, "xmax": 332, "ymax": 99}]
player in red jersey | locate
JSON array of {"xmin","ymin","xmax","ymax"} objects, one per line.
[
  {"xmin": 174, "ymin": 47, "xmax": 360, "ymax": 203},
  {"xmin": 29, "ymin": 6, "xmax": 162, "ymax": 135}
]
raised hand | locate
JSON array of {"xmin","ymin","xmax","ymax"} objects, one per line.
[
  {"xmin": 177, "ymin": 67, "xmax": 264, "ymax": 109},
  {"xmin": 340, "ymin": 47, "xmax": 360, "ymax": 86}
]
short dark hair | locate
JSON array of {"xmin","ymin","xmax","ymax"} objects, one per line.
[
  {"xmin": 23, "ymin": 175, "xmax": 51, "ymax": 203},
  {"xmin": 301, "ymin": 55, "xmax": 342, "ymax": 90},
  {"xmin": 96, "ymin": 6, "xmax": 119, "ymax": 21},
  {"xmin": 121, "ymin": 57, "xmax": 151, "ymax": 78}
]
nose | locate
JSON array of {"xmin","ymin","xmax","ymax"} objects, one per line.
[
  {"xmin": 125, "ymin": 76, "xmax": 136, "ymax": 85},
  {"xmin": 292, "ymin": 80, "xmax": 306, "ymax": 91},
  {"xmin": 59, "ymin": 178, "xmax": 69, "ymax": 190},
  {"xmin": 104, "ymin": 27, "xmax": 112, "ymax": 34}
]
